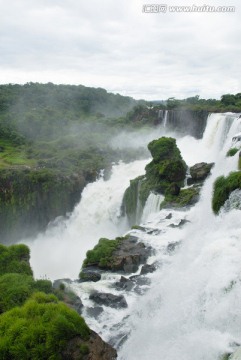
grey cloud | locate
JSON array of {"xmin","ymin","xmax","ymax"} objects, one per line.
[{"xmin": 0, "ymin": 0, "xmax": 240, "ymax": 99}]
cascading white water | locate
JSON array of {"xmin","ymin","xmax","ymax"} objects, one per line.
[
  {"xmin": 163, "ymin": 110, "xmax": 168, "ymax": 128},
  {"xmin": 118, "ymin": 113, "xmax": 241, "ymax": 360},
  {"xmin": 23, "ymin": 112, "xmax": 241, "ymax": 359},
  {"xmin": 25, "ymin": 159, "xmax": 149, "ymax": 280},
  {"xmin": 141, "ymin": 192, "xmax": 164, "ymax": 223}
]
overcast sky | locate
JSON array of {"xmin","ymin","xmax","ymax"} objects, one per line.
[{"xmin": 0, "ymin": 0, "xmax": 240, "ymax": 100}]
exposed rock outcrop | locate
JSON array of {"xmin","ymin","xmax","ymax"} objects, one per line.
[
  {"xmin": 61, "ymin": 330, "xmax": 117, "ymax": 360},
  {"xmin": 89, "ymin": 291, "xmax": 128, "ymax": 309},
  {"xmin": 122, "ymin": 137, "xmax": 187, "ymax": 225},
  {"xmin": 188, "ymin": 162, "xmax": 214, "ymax": 184},
  {"xmin": 82, "ymin": 235, "xmax": 152, "ymax": 273}
]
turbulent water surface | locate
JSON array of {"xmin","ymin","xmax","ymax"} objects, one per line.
[{"xmin": 26, "ymin": 113, "xmax": 241, "ymax": 360}]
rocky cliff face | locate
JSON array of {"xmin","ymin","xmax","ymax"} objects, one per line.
[
  {"xmin": 0, "ymin": 168, "xmax": 88, "ymax": 243},
  {"xmin": 163, "ymin": 109, "xmax": 209, "ymax": 138}
]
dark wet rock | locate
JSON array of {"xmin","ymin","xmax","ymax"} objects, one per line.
[
  {"xmin": 86, "ymin": 306, "xmax": 104, "ymax": 319},
  {"xmin": 60, "ymin": 292, "xmax": 84, "ymax": 315},
  {"xmin": 72, "ymin": 298, "xmax": 84, "ymax": 315},
  {"xmin": 188, "ymin": 162, "xmax": 214, "ymax": 184},
  {"xmin": 62, "ymin": 330, "xmax": 117, "ymax": 359},
  {"xmin": 110, "ymin": 235, "xmax": 152, "ymax": 273},
  {"xmin": 166, "ymin": 241, "xmax": 181, "ymax": 253},
  {"xmin": 168, "ymin": 183, "xmax": 180, "ymax": 196},
  {"xmin": 165, "ymin": 213, "xmax": 172, "ymax": 219},
  {"xmin": 146, "ymin": 228, "xmax": 162, "ymax": 235},
  {"xmin": 53, "ymin": 278, "xmax": 73, "ymax": 289},
  {"xmin": 140, "ymin": 263, "xmax": 156, "ymax": 275},
  {"xmin": 129, "ymin": 275, "xmax": 151, "ymax": 286},
  {"xmin": 89, "ymin": 291, "xmax": 128, "ymax": 309},
  {"xmin": 79, "ymin": 268, "xmax": 101, "ymax": 282},
  {"xmin": 114, "ymin": 276, "xmax": 135, "ymax": 291},
  {"xmin": 168, "ymin": 219, "xmax": 190, "ymax": 228}
]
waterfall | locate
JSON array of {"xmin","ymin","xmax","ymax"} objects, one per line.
[
  {"xmin": 158, "ymin": 109, "xmax": 164, "ymax": 119},
  {"xmin": 118, "ymin": 113, "xmax": 241, "ymax": 360},
  {"xmin": 22, "ymin": 112, "xmax": 241, "ymax": 359},
  {"xmin": 25, "ymin": 159, "xmax": 148, "ymax": 280},
  {"xmin": 163, "ymin": 109, "xmax": 168, "ymax": 128},
  {"xmin": 141, "ymin": 192, "xmax": 164, "ymax": 223}
]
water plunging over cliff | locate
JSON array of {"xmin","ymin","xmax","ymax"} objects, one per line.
[
  {"xmin": 26, "ymin": 112, "xmax": 241, "ymax": 359},
  {"xmin": 118, "ymin": 114, "xmax": 241, "ymax": 359},
  {"xmin": 26, "ymin": 159, "xmax": 149, "ymax": 280}
]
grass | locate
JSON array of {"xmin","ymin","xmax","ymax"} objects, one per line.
[{"xmin": 0, "ymin": 139, "xmax": 36, "ymax": 169}]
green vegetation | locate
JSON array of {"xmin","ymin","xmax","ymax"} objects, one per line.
[
  {"xmin": 0, "ymin": 244, "xmax": 96, "ymax": 359},
  {"xmin": 0, "ymin": 83, "xmax": 147, "ymax": 242},
  {"xmin": 156, "ymin": 93, "xmax": 241, "ymax": 112},
  {"xmin": 82, "ymin": 237, "xmax": 124, "ymax": 269},
  {"xmin": 226, "ymin": 148, "xmax": 239, "ymax": 157},
  {"xmin": 0, "ymin": 244, "xmax": 32, "ymax": 276},
  {"xmin": 161, "ymin": 187, "xmax": 199, "ymax": 209},
  {"xmin": 122, "ymin": 137, "xmax": 187, "ymax": 225},
  {"xmin": 0, "ymin": 167, "xmax": 88, "ymax": 242},
  {"xmin": 212, "ymin": 171, "xmax": 241, "ymax": 214},
  {"xmin": 0, "ymin": 273, "xmax": 52, "ymax": 313},
  {"xmin": 0, "ymin": 83, "xmax": 240, "ymax": 241},
  {"xmin": 0, "ymin": 292, "xmax": 90, "ymax": 360},
  {"xmin": 142, "ymin": 137, "xmax": 187, "ymax": 199}
]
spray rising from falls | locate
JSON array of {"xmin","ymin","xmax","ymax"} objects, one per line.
[
  {"xmin": 26, "ymin": 159, "xmax": 148, "ymax": 280},
  {"xmin": 118, "ymin": 114, "xmax": 241, "ymax": 360}
]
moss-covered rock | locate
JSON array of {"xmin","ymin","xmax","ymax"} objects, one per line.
[
  {"xmin": 82, "ymin": 237, "xmax": 124, "ymax": 269},
  {"xmin": 161, "ymin": 187, "xmax": 200, "ymax": 209},
  {"xmin": 226, "ymin": 147, "xmax": 239, "ymax": 157},
  {"xmin": 122, "ymin": 137, "xmax": 187, "ymax": 225},
  {"xmin": 212, "ymin": 171, "xmax": 241, "ymax": 214},
  {"xmin": 82, "ymin": 235, "xmax": 151, "ymax": 273}
]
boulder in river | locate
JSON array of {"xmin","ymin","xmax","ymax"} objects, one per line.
[
  {"xmin": 89, "ymin": 291, "xmax": 128, "ymax": 309},
  {"xmin": 188, "ymin": 162, "xmax": 214, "ymax": 184}
]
